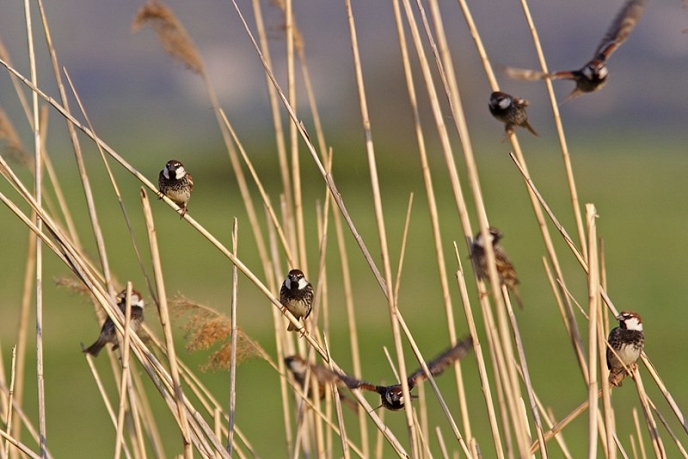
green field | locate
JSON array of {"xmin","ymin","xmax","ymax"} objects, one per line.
[{"xmin": 1, "ymin": 131, "xmax": 686, "ymax": 457}]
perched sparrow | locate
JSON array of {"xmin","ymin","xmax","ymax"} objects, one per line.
[
  {"xmin": 279, "ymin": 269, "xmax": 314, "ymax": 332},
  {"xmin": 607, "ymin": 311, "xmax": 644, "ymax": 387},
  {"xmin": 158, "ymin": 159, "xmax": 193, "ymax": 217},
  {"xmin": 83, "ymin": 289, "xmax": 145, "ymax": 357},
  {"xmin": 284, "ymin": 356, "xmax": 358, "ymax": 411},
  {"xmin": 489, "ymin": 91, "xmax": 537, "ymax": 136},
  {"xmin": 337, "ymin": 336, "xmax": 473, "ymax": 411},
  {"xmin": 503, "ymin": 0, "xmax": 646, "ymax": 101},
  {"xmin": 470, "ymin": 227, "xmax": 523, "ymax": 309}
]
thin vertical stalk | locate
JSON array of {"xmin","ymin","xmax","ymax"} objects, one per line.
[
  {"xmin": 586, "ymin": 204, "xmax": 600, "ymax": 459},
  {"xmin": 343, "ymin": 0, "xmax": 416, "ymax": 455},
  {"xmin": 285, "ymin": 0, "xmax": 306, "ymax": 271},
  {"xmin": 2, "ymin": 347, "xmax": 17, "ymax": 459},
  {"xmin": 453, "ymin": 246, "xmax": 505, "ymax": 459},
  {"xmin": 114, "ymin": 284, "xmax": 136, "ymax": 459},
  {"xmin": 332, "ymin": 201, "xmax": 368, "ymax": 456},
  {"xmin": 228, "ymin": 220, "xmax": 238, "ymax": 454},
  {"xmin": 23, "ymin": 1, "xmax": 46, "ymax": 456},
  {"xmin": 516, "ymin": 0, "xmax": 588, "ymax": 260},
  {"xmin": 250, "ymin": 0, "xmax": 293, "ymax": 249},
  {"xmin": 633, "ymin": 372, "xmax": 666, "ymax": 458},
  {"xmin": 10, "ymin": 228, "xmax": 36, "ymax": 459},
  {"xmin": 139, "ymin": 190, "xmax": 192, "ymax": 458}
]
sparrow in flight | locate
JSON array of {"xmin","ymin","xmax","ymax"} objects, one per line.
[{"xmin": 503, "ymin": 0, "xmax": 647, "ymax": 101}]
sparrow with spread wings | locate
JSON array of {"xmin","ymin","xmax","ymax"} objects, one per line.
[
  {"xmin": 336, "ymin": 336, "xmax": 474, "ymax": 411},
  {"xmin": 503, "ymin": 0, "xmax": 646, "ymax": 101}
]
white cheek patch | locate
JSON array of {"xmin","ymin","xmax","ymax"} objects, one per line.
[
  {"xmin": 625, "ymin": 317, "xmax": 642, "ymax": 331},
  {"xmin": 498, "ymin": 98, "xmax": 511, "ymax": 109},
  {"xmin": 583, "ymin": 66, "xmax": 594, "ymax": 79},
  {"xmin": 163, "ymin": 168, "xmax": 171, "ymax": 180},
  {"xmin": 284, "ymin": 278, "xmax": 293, "ymax": 290},
  {"xmin": 598, "ymin": 66, "xmax": 609, "ymax": 78},
  {"xmin": 297, "ymin": 277, "xmax": 309, "ymax": 290},
  {"xmin": 175, "ymin": 166, "xmax": 187, "ymax": 180}
]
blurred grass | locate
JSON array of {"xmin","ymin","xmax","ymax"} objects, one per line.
[{"xmin": 1, "ymin": 128, "xmax": 686, "ymax": 456}]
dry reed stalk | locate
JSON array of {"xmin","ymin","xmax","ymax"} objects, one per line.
[
  {"xmin": 453, "ymin": 247, "xmax": 504, "ymax": 458},
  {"xmin": 254, "ymin": 0, "xmax": 293, "ymax": 217},
  {"xmin": 586, "ymin": 204, "xmax": 601, "ymax": 459},
  {"xmin": 22, "ymin": 2, "xmax": 47, "ymax": 456},
  {"xmin": 0, "ymin": 384, "xmax": 54, "ymax": 459},
  {"xmin": 404, "ymin": 2, "xmax": 472, "ymax": 439},
  {"xmin": 282, "ymin": 0, "xmax": 308, "ymax": 272},
  {"xmin": 82, "ymin": 353, "xmax": 124, "ymax": 443},
  {"xmin": 2, "ymin": 347, "xmax": 17, "ymax": 459},
  {"xmin": 517, "ymin": 364, "xmax": 574, "ymax": 458},
  {"xmin": 646, "ymin": 398, "xmax": 688, "ymax": 458},
  {"xmin": 599, "ymin": 313, "xmax": 615, "ymax": 458},
  {"xmin": 632, "ymin": 408, "xmax": 648, "ymax": 459},
  {"xmin": 515, "ymin": 0, "xmax": 588, "ymax": 259},
  {"xmin": 113, "ymin": 285, "xmax": 137, "ymax": 459},
  {"xmin": 140, "ymin": 190, "xmax": 192, "ymax": 457},
  {"xmin": 436, "ymin": 426, "xmax": 449, "ymax": 459},
  {"xmin": 504, "ymin": 291, "xmax": 549, "ymax": 458},
  {"xmin": 9, "ymin": 227, "xmax": 36, "ymax": 459},
  {"xmin": 633, "ymin": 372, "xmax": 667, "ymax": 458},
  {"xmin": 639, "ymin": 355, "xmax": 688, "ymax": 435},
  {"xmin": 0, "ymin": 430, "xmax": 41, "ymax": 459},
  {"xmin": 331, "ymin": 195, "xmax": 369, "ymax": 457},
  {"xmin": 342, "ymin": 0, "xmax": 418, "ymax": 455},
  {"xmin": 228, "ymin": 220, "xmax": 239, "ymax": 455}
]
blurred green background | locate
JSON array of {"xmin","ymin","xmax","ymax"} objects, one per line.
[{"xmin": 0, "ymin": 0, "xmax": 686, "ymax": 457}]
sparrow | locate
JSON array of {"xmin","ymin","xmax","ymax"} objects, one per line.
[
  {"xmin": 489, "ymin": 91, "xmax": 538, "ymax": 136},
  {"xmin": 279, "ymin": 269, "xmax": 314, "ymax": 332},
  {"xmin": 606, "ymin": 311, "xmax": 644, "ymax": 387},
  {"xmin": 284, "ymin": 356, "xmax": 358, "ymax": 411},
  {"xmin": 336, "ymin": 336, "xmax": 473, "ymax": 411},
  {"xmin": 158, "ymin": 159, "xmax": 193, "ymax": 217},
  {"xmin": 503, "ymin": 0, "xmax": 646, "ymax": 101},
  {"xmin": 83, "ymin": 289, "xmax": 145, "ymax": 357},
  {"xmin": 470, "ymin": 227, "xmax": 523, "ymax": 309}
]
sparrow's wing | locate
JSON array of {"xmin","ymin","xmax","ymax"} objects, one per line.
[
  {"xmin": 502, "ymin": 65, "xmax": 548, "ymax": 82},
  {"xmin": 186, "ymin": 172, "xmax": 194, "ymax": 192},
  {"xmin": 336, "ymin": 373, "xmax": 384, "ymax": 393},
  {"xmin": 407, "ymin": 335, "xmax": 474, "ymax": 386},
  {"xmin": 303, "ymin": 286, "xmax": 314, "ymax": 321},
  {"xmin": 593, "ymin": 0, "xmax": 647, "ymax": 61},
  {"xmin": 285, "ymin": 356, "xmax": 341, "ymax": 386}
]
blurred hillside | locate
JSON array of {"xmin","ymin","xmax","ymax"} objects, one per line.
[{"xmin": 0, "ymin": 0, "xmax": 686, "ymax": 149}]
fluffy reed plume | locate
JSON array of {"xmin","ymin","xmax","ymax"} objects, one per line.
[
  {"xmin": 54, "ymin": 276, "xmax": 93, "ymax": 296},
  {"xmin": 170, "ymin": 295, "xmax": 266, "ymax": 371},
  {"xmin": 0, "ymin": 108, "xmax": 31, "ymax": 167},
  {"xmin": 132, "ymin": 0, "xmax": 204, "ymax": 75}
]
